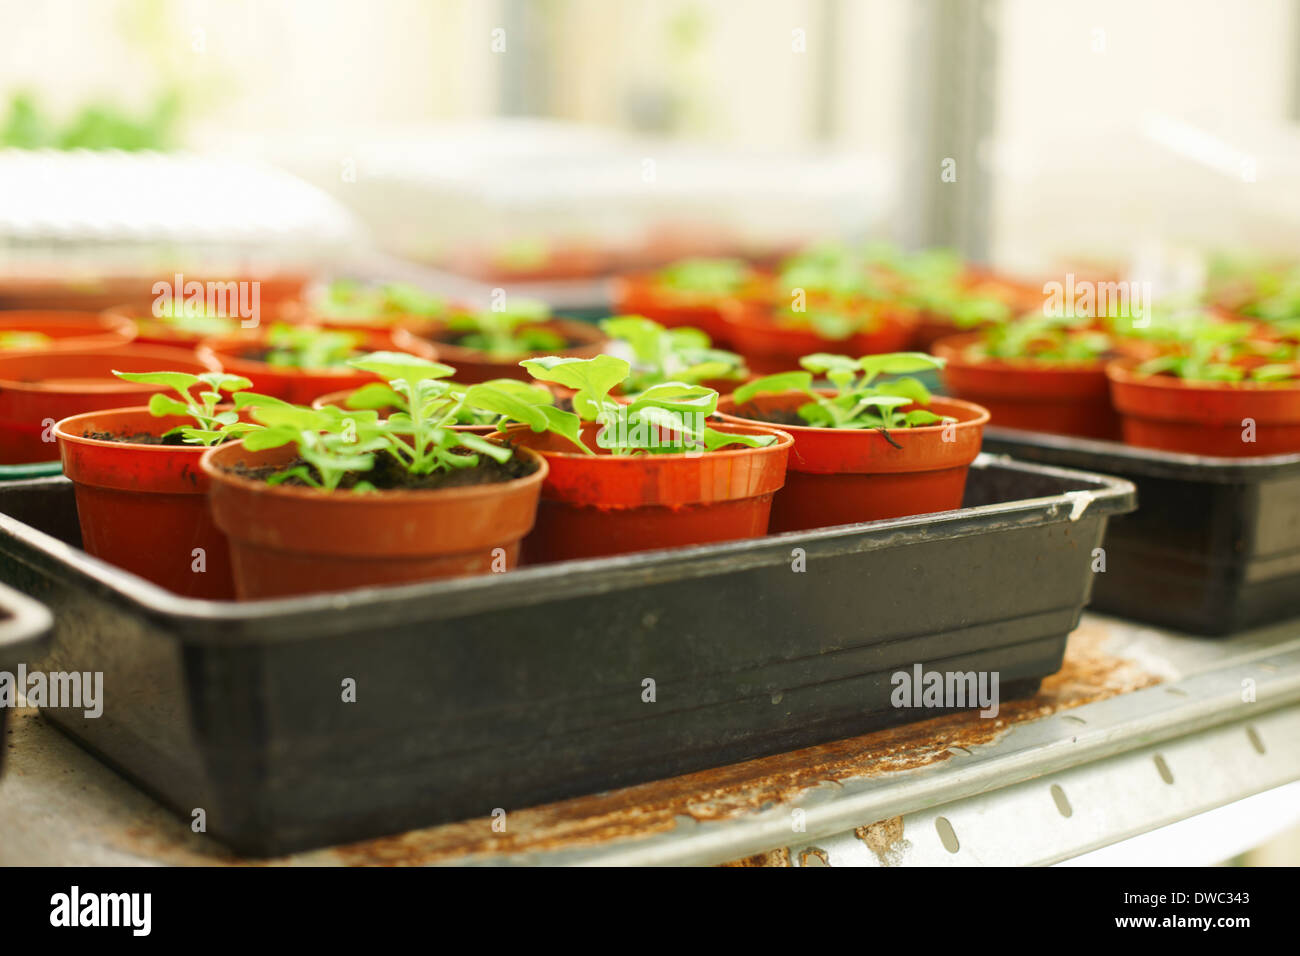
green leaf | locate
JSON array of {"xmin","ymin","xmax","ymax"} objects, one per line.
[
  {"xmin": 858, "ymin": 352, "xmax": 946, "ymax": 379},
  {"xmin": 702, "ymin": 427, "xmax": 777, "ymax": 450},
  {"xmin": 114, "ymin": 370, "xmax": 200, "ymax": 393},
  {"xmin": 733, "ymin": 371, "xmax": 814, "ymax": 405},
  {"xmin": 627, "ymin": 382, "xmax": 719, "ymax": 416},
  {"xmin": 464, "ymin": 383, "xmax": 550, "ymax": 430},
  {"xmin": 342, "ymin": 382, "xmax": 406, "ymax": 411},
  {"xmin": 520, "ymin": 354, "xmax": 630, "ymax": 419},
  {"xmin": 455, "ymin": 432, "xmax": 513, "ymax": 463},
  {"xmin": 147, "ymin": 393, "xmax": 191, "ymax": 417},
  {"xmin": 347, "ymin": 351, "xmax": 455, "ymax": 384}
]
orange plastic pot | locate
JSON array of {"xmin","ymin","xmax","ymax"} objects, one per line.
[
  {"xmin": 196, "ymin": 329, "xmax": 435, "ymax": 404},
  {"xmin": 933, "ymin": 333, "xmax": 1121, "ymax": 440},
  {"xmin": 392, "ymin": 319, "xmax": 607, "ymax": 384},
  {"xmin": 0, "ymin": 310, "xmax": 136, "ymax": 352},
  {"xmin": 0, "ymin": 345, "xmax": 218, "ymax": 464},
  {"xmin": 201, "ymin": 440, "xmax": 548, "ymax": 599},
  {"xmin": 498, "ymin": 421, "xmax": 793, "ymax": 562},
  {"xmin": 612, "ymin": 272, "xmax": 744, "ymax": 345},
  {"xmin": 719, "ymin": 299, "xmax": 915, "ymax": 375},
  {"xmin": 714, "ymin": 392, "xmax": 988, "ymax": 533},
  {"xmin": 1107, "ymin": 358, "xmax": 1300, "ymax": 457},
  {"xmin": 55, "ymin": 407, "xmax": 234, "ymax": 599}
]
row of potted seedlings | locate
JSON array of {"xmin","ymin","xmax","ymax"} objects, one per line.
[{"xmin": 44, "ymin": 307, "xmax": 989, "ymax": 602}]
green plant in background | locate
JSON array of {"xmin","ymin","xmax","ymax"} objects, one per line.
[
  {"xmin": 971, "ymin": 316, "xmax": 1112, "ymax": 362},
  {"xmin": 1239, "ymin": 268, "xmax": 1300, "ymax": 324},
  {"xmin": 734, "ymin": 352, "xmax": 952, "ymax": 435},
  {"xmin": 111, "ymin": 370, "xmax": 278, "ymax": 445},
  {"xmin": 654, "ymin": 258, "xmax": 754, "ymax": 296},
  {"xmin": 600, "ymin": 315, "xmax": 746, "ymax": 392},
  {"xmin": 316, "ymin": 280, "xmax": 447, "ymax": 321},
  {"xmin": 0, "ymin": 330, "xmax": 53, "ymax": 350},
  {"xmin": 339, "ymin": 353, "xmax": 554, "ymax": 428},
  {"xmin": 1136, "ymin": 322, "xmax": 1299, "ymax": 383},
  {"xmin": 502, "ymin": 354, "xmax": 776, "ymax": 456},
  {"xmin": 446, "ymin": 299, "xmax": 565, "ymax": 357},
  {"xmin": 0, "ymin": 90, "xmax": 180, "ymax": 151},
  {"xmin": 263, "ymin": 324, "xmax": 364, "ymax": 369},
  {"xmin": 143, "ymin": 300, "xmax": 238, "ymax": 337}
]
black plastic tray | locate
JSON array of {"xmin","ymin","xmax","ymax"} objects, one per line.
[
  {"xmin": 0, "ymin": 458, "xmax": 1133, "ymax": 856},
  {"xmin": 983, "ymin": 426, "xmax": 1300, "ymax": 635},
  {"xmin": 0, "ymin": 580, "xmax": 54, "ymax": 778}
]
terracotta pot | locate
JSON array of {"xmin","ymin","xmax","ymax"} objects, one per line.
[
  {"xmin": 612, "ymin": 272, "xmax": 749, "ymax": 346},
  {"xmin": 718, "ymin": 299, "xmax": 915, "ymax": 375},
  {"xmin": 309, "ymin": 386, "xmax": 495, "ymax": 434},
  {"xmin": 201, "ymin": 440, "xmax": 548, "ymax": 599},
  {"xmin": 0, "ymin": 311, "xmax": 136, "ymax": 352},
  {"xmin": 932, "ymin": 332, "xmax": 1122, "ymax": 440},
  {"xmin": 714, "ymin": 392, "xmax": 988, "ymax": 533},
  {"xmin": 197, "ymin": 329, "xmax": 435, "ymax": 404},
  {"xmin": 1107, "ymin": 358, "xmax": 1300, "ymax": 457},
  {"xmin": 498, "ymin": 421, "xmax": 793, "ymax": 562},
  {"xmin": 0, "ymin": 345, "xmax": 218, "ymax": 464},
  {"xmin": 55, "ymin": 407, "xmax": 234, "ymax": 599},
  {"xmin": 392, "ymin": 319, "xmax": 607, "ymax": 384}
]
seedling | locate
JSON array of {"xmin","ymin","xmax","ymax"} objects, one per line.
[
  {"xmin": 445, "ymin": 299, "xmax": 565, "ymax": 357},
  {"xmin": 145, "ymin": 301, "xmax": 238, "ymax": 337},
  {"xmin": 654, "ymin": 258, "xmax": 754, "ymax": 296},
  {"xmin": 111, "ymin": 370, "xmax": 279, "ymax": 445},
  {"xmin": 340, "ymin": 351, "xmax": 554, "ymax": 427},
  {"xmin": 968, "ymin": 316, "xmax": 1111, "ymax": 362},
  {"xmin": 599, "ymin": 315, "xmax": 746, "ymax": 393},
  {"xmin": 1136, "ymin": 321, "xmax": 1300, "ymax": 383},
  {"xmin": 499, "ymin": 354, "xmax": 777, "ymax": 456},
  {"xmin": 733, "ymin": 352, "xmax": 953, "ymax": 437},
  {"xmin": 316, "ymin": 280, "xmax": 447, "ymax": 320},
  {"xmin": 262, "ymin": 323, "xmax": 365, "ymax": 368},
  {"xmin": 246, "ymin": 352, "xmax": 536, "ymax": 491}
]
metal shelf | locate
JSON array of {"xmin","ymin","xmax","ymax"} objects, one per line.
[{"xmin": 2, "ymin": 613, "xmax": 1298, "ymax": 866}]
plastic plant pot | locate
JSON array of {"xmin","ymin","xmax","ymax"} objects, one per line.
[
  {"xmin": 196, "ymin": 329, "xmax": 435, "ymax": 404},
  {"xmin": 714, "ymin": 392, "xmax": 989, "ymax": 533},
  {"xmin": 201, "ymin": 440, "xmax": 548, "ymax": 599},
  {"xmin": 1106, "ymin": 358, "xmax": 1300, "ymax": 457},
  {"xmin": 393, "ymin": 319, "xmax": 607, "ymax": 384},
  {"xmin": 55, "ymin": 407, "xmax": 235, "ymax": 599},
  {"xmin": 719, "ymin": 299, "xmax": 915, "ymax": 376},
  {"xmin": 0, "ymin": 345, "xmax": 219, "ymax": 464},
  {"xmin": 932, "ymin": 332, "xmax": 1122, "ymax": 441},
  {"xmin": 498, "ymin": 421, "xmax": 793, "ymax": 563},
  {"xmin": 0, "ymin": 310, "xmax": 137, "ymax": 353}
]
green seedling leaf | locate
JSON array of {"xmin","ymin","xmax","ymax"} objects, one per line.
[
  {"xmin": 347, "ymin": 351, "xmax": 455, "ymax": 385},
  {"xmin": 733, "ymin": 371, "xmax": 814, "ymax": 405},
  {"xmin": 113, "ymin": 370, "xmax": 201, "ymax": 392},
  {"xmin": 520, "ymin": 354, "xmax": 630, "ymax": 419}
]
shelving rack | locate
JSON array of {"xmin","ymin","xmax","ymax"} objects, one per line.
[{"xmin": 3, "ymin": 613, "xmax": 1297, "ymax": 866}]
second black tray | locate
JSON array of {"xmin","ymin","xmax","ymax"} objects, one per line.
[
  {"xmin": 984, "ymin": 426, "xmax": 1300, "ymax": 635},
  {"xmin": 0, "ymin": 457, "xmax": 1133, "ymax": 855}
]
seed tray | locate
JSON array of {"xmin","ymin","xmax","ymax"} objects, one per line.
[
  {"xmin": 0, "ymin": 456, "xmax": 1134, "ymax": 855},
  {"xmin": 0, "ymin": 580, "xmax": 53, "ymax": 778},
  {"xmin": 983, "ymin": 426, "xmax": 1300, "ymax": 635}
]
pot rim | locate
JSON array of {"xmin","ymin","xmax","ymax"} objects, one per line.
[
  {"xmin": 54, "ymin": 405, "xmax": 218, "ymax": 453},
  {"xmin": 0, "ymin": 344, "xmax": 220, "ymax": 393},
  {"xmin": 200, "ymin": 438, "xmax": 549, "ymax": 504},
  {"xmin": 715, "ymin": 391, "xmax": 990, "ymax": 434},
  {"xmin": 1106, "ymin": 355, "xmax": 1300, "ymax": 393},
  {"xmin": 491, "ymin": 420, "xmax": 794, "ymax": 461}
]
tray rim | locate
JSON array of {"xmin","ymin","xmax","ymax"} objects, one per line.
[
  {"xmin": 0, "ymin": 454, "xmax": 1134, "ymax": 643},
  {"xmin": 984, "ymin": 425, "xmax": 1300, "ymax": 483}
]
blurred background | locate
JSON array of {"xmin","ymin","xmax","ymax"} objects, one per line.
[
  {"xmin": 1, "ymin": 0, "xmax": 1298, "ymax": 864},
  {"xmin": 3, "ymin": 0, "xmax": 1299, "ymax": 306}
]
